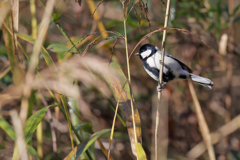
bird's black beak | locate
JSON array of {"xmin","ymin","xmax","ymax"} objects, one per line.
[{"xmin": 135, "ymin": 52, "xmax": 139, "ymax": 56}]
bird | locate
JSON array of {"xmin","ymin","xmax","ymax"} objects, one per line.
[{"xmin": 135, "ymin": 44, "xmax": 214, "ymax": 91}]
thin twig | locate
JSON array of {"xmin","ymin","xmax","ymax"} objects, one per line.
[
  {"xmin": 108, "ymin": 101, "xmax": 119, "ymax": 160},
  {"xmin": 123, "ymin": 18, "xmax": 131, "ymax": 83},
  {"xmin": 128, "ymin": 27, "xmax": 168, "ymax": 59},
  {"xmin": 109, "ymin": 36, "xmax": 121, "ymax": 65},
  {"xmin": 155, "ymin": 0, "xmax": 171, "ymax": 160},
  {"xmin": 0, "ymin": 66, "xmax": 11, "ymax": 80},
  {"xmin": 64, "ymin": 31, "xmax": 124, "ymax": 58},
  {"xmin": 139, "ymin": 1, "xmax": 151, "ymax": 30},
  {"xmin": 127, "ymin": 2, "xmax": 140, "ymax": 16},
  {"xmin": 38, "ymin": 93, "xmax": 57, "ymax": 152},
  {"xmin": 82, "ymin": 36, "xmax": 115, "ymax": 56},
  {"xmin": 91, "ymin": 0, "xmax": 104, "ymax": 16}
]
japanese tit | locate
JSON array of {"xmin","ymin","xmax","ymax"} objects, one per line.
[{"xmin": 135, "ymin": 44, "xmax": 214, "ymax": 90}]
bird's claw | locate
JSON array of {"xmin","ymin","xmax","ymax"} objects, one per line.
[
  {"xmin": 157, "ymin": 82, "xmax": 166, "ymax": 92},
  {"xmin": 157, "ymin": 86, "xmax": 164, "ymax": 92}
]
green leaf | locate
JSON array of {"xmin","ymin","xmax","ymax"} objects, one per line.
[
  {"xmin": 44, "ymin": 146, "xmax": 65, "ymax": 160},
  {"xmin": 97, "ymin": 131, "xmax": 129, "ymax": 139},
  {"xmin": 64, "ymin": 129, "xmax": 111, "ymax": 160},
  {"xmin": 75, "ymin": 122, "xmax": 93, "ymax": 134},
  {"xmin": 26, "ymin": 145, "xmax": 38, "ymax": 157},
  {"xmin": 52, "ymin": 12, "xmax": 61, "ymax": 24},
  {"xmin": 47, "ymin": 43, "xmax": 77, "ymax": 53},
  {"xmin": 136, "ymin": 142, "xmax": 147, "ymax": 160},
  {"xmin": 126, "ymin": 17, "xmax": 140, "ymax": 28},
  {"xmin": 231, "ymin": 3, "xmax": 240, "ymax": 17},
  {"xmin": 24, "ymin": 104, "xmax": 59, "ymax": 144},
  {"xmin": 0, "ymin": 143, "xmax": 5, "ymax": 149},
  {"xmin": 233, "ymin": 15, "xmax": 240, "ymax": 24},
  {"xmin": 106, "ymin": 20, "xmax": 122, "ymax": 28},
  {"xmin": 17, "ymin": 33, "xmax": 56, "ymax": 70},
  {"xmin": 0, "ymin": 43, "xmax": 7, "ymax": 55},
  {"xmin": 75, "ymin": 129, "xmax": 110, "ymax": 159},
  {"xmin": 127, "ymin": 0, "xmax": 136, "ymax": 14},
  {"xmin": 28, "ymin": 90, "xmax": 36, "ymax": 118},
  {"xmin": 229, "ymin": 148, "xmax": 240, "ymax": 160},
  {"xmin": 0, "ymin": 116, "xmax": 16, "ymax": 140}
]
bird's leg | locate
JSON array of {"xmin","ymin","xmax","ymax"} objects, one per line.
[
  {"xmin": 158, "ymin": 61, "xmax": 169, "ymax": 92},
  {"xmin": 156, "ymin": 82, "xmax": 167, "ymax": 92},
  {"xmin": 162, "ymin": 82, "xmax": 167, "ymax": 86}
]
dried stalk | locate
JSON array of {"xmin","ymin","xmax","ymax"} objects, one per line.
[
  {"xmin": 121, "ymin": 1, "xmax": 138, "ymax": 158},
  {"xmin": 155, "ymin": 0, "xmax": 171, "ymax": 159},
  {"xmin": 19, "ymin": 0, "xmax": 56, "ymax": 125},
  {"xmin": 187, "ymin": 114, "xmax": 240, "ymax": 158},
  {"xmin": 188, "ymin": 81, "xmax": 216, "ymax": 160}
]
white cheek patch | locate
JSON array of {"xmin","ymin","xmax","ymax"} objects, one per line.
[{"xmin": 141, "ymin": 50, "xmax": 152, "ymax": 59}]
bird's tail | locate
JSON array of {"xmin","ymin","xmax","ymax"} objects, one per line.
[{"xmin": 190, "ymin": 74, "xmax": 214, "ymax": 90}]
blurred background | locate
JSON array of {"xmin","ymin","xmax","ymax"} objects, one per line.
[{"xmin": 1, "ymin": 0, "xmax": 240, "ymax": 159}]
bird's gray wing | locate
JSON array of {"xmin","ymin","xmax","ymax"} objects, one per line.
[{"xmin": 165, "ymin": 53, "xmax": 192, "ymax": 73}]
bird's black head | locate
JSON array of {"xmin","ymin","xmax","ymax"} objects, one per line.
[{"xmin": 135, "ymin": 44, "xmax": 158, "ymax": 60}]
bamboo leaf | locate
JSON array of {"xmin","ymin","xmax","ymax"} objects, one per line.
[
  {"xmin": 229, "ymin": 149, "xmax": 240, "ymax": 160},
  {"xmin": 106, "ymin": 62, "xmax": 142, "ymax": 157},
  {"xmin": 60, "ymin": 95, "xmax": 75, "ymax": 150},
  {"xmin": 231, "ymin": 3, "xmax": 240, "ymax": 17},
  {"xmin": 108, "ymin": 62, "xmax": 131, "ymax": 100},
  {"xmin": 17, "ymin": 33, "xmax": 56, "ymax": 69},
  {"xmin": 136, "ymin": 142, "xmax": 147, "ymax": 160},
  {"xmin": 75, "ymin": 122, "xmax": 93, "ymax": 134},
  {"xmin": 47, "ymin": 43, "xmax": 77, "ymax": 53},
  {"xmin": 27, "ymin": 91, "xmax": 36, "ymax": 118},
  {"xmin": 64, "ymin": 129, "xmax": 111, "ymax": 160},
  {"xmin": 0, "ymin": 116, "xmax": 16, "ymax": 140},
  {"xmin": 24, "ymin": 104, "xmax": 59, "ymax": 144},
  {"xmin": 26, "ymin": 145, "xmax": 38, "ymax": 157},
  {"xmin": 52, "ymin": 12, "xmax": 61, "ymax": 24},
  {"xmin": 127, "ymin": 0, "xmax": 136, "ymax": 14}
]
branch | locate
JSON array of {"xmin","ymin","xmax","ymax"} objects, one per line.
[{"xmin": 155, "ymin": 0, "xmax": 171, "ymax": 160}]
